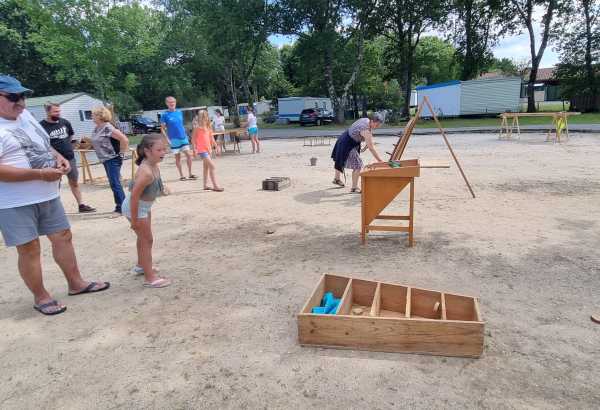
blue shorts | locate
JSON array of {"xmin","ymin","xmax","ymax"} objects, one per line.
[
  {"xmin": 122, "ymin": 196, "xmax": 154, "ymax": 220},
  {"xmin": 248, "ymin": 127, "xmax": 258, "ymax": 136},
  {"xmin": 198, "ymin": 152, "xmax": 210, "ymax": 158},
  {"xmin": 0, "ymin": 198, "xmax": 70, "ymax": 247}
]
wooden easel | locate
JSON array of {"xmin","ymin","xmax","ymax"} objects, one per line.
[{"xmin": 391, "ymin": 96, "xmax": 476, "ymax": 199}]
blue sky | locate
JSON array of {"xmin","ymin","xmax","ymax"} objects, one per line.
[{"xmin": 269, "ymin": 32, "xmax": 560, "ymax": 68}]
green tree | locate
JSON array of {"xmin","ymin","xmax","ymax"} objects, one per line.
[
  {"xmin": 553, "ymin": 0, "xmax": 600, "ymax": 111},
  {"xmin": 278, "ymin": 0, "xmax": 379, "ymax": 123},
  {"xmin": 449, "ymin": 0, "xmax": 507, "ymax": 80},
  {"xmin": 0, "ymin": 0, "xmax": 68, "ymax": 95},
  {"xmin": 379, "ymin": 0, "xmax": 450, "ymax": 117},
  {"xmin": 510, "ymin": 0, "xmax": 566, "ymax": 112},
  {"xmin": 414, "ymin": 36, "xmax": 460, "ymax": 84}
]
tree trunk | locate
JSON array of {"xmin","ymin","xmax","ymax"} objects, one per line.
[
  {"xmin": 583, "ymin": 0, "xmax": 597, "ymax": 110},
  {"xmin": 461, "ymin": 0, "xmax": 474, "ymax": 80},
  {"xmin": 225, "ymin": 64, "xmax": 240, "ymax": 127}
]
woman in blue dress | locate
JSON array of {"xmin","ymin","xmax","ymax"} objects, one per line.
[{"xmin": 330, "ymin": 113, "xmax": 384, "ymax": 193}]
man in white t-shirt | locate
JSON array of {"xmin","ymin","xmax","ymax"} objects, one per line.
[{"xmin": 0, "ymin": 75, "xmax": 110, "ymax": 316}]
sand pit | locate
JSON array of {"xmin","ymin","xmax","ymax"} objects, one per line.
[{"xmin": 1, "ymin": 133, "xmax": 599, "ymax": 408}]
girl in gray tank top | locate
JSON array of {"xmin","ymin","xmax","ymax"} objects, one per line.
[{"xmin": 122, "ymin": 134, "xmax": 171, "ymax": 289}]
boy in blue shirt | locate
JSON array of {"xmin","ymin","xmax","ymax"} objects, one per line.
[{"xmin": 160, "ymin": 96, "xmax": 196, "ymax": 180}]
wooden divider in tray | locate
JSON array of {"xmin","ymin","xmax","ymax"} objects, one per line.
[{"xmin": 298, "ymin": 274, "xmax": 484, "ymax": 358}]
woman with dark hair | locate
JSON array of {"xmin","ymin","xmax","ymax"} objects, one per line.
[
  {"xmin": 330, "ymin": 112, "xmax": 385, "ymax": 193},
  {"xmin": 121, "ymin": 134, "xmax": 170, "ymax": 288}
]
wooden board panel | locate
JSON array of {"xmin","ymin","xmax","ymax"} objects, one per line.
[
  {"xmin": 362, "ymin": 177, "xmax": 410, "ymax": 226},
  {"xmin": 298, "ymin": 314, "xmax": 484, "ymax": 358},
  {"xmin": 410, "ymin": 288, "xmax": 442, "ymax": 320},
  {"xmin": 445, "ymin": 294, "xmax": 477, "ymax": 321},
  {"xmin": 380, "ymin": 283, "xmax": 408, "ymax": 316},
  {"xmin": 352, "ymin": 279, "xmax": 378, "ymax": 307},
  {"xmin": 301, "ymin": 274, "xmax": 350, "ymax": 314}
]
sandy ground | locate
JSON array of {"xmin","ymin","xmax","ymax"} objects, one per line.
[{"xmin": 1, "ymin": 132, "xmax": 599, "ymax": 409}]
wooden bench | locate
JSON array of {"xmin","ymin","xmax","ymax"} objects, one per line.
[{"xmin": 303, "ymin": 136, "xmax": 334, "ymax": 146}]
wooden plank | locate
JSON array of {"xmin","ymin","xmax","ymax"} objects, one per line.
[
  {"xmin": 405, "ymin": 287, "xmax": 411, "ymax": 318},
  {"xmin": 445, "ymin": 293, "xmax": 478, "ymax": 321},
  {"xmin": 352, "ymin": 279, "xmax": 378, "ymax": 307},
  {"xmin": 300, "ymin": 274, "xmax": 326, "ymax": 314},
  {"xmin": 336, "ymin": 279, "xmax": 354, "ymax": 315},
  {"xmin": 297, "ymin": 314, "xmax": 484, "ymax": 357},
  {"xmin": 361, "ymin": 177, "xmax": 410, "ymax": 226},
  {"xmin": 367, "ymin": 225, "xmax": 410, "ymax": 232},
  {"xmin": 375, "ymin": 215, "xmax": 411, "ymax": 220},
  {"xmin": 419, "ymin": 161, "xmax": 450, "ymax": 169},
  {"xmin": 324, "ymin": 274, "xmax": 351, "ymax": 298},
  {"xmin": 474, "ymin": 298, "xmax": 482, "ymax": 322},
  {"xmin": 380, "ymin": 283, "xmax": 408, "ymax": 316},
  {"xmin": 411, "ymin": 288, "xmax": 442, "ymax": 320},
  {"xmin": 370, "ymin": 283, "xmax": 381, "ymax": 317},
  {"xmin": 441, "ymin": 293, "xmax": 447, "ymax": 320}
]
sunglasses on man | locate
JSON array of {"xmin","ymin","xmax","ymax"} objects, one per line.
[{"xmin": 0, "ymin": 93, "xmax": 26, "ymax": 103}]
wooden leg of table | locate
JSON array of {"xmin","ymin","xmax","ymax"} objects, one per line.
[
  {"xmin": 408, "ymin": 179, "xmax": 414, "ymax": 247},
  {"xmin": 499, "ymin": 117, "xmax": 506, "ymax": 139},
  {"xmin": 79, "ymin": 152, "xmax": 87, "ymax": 184},
  {"xmin": 564, "ymin": 115, "xmax": 570, "ymax": 141},
  {"xmin": 361, "ymin": 177, "xmax": 367, "ymax": 245},
  {"xmin": 81, "ymin": 152, "xmax": 92, "ymax": 184}
]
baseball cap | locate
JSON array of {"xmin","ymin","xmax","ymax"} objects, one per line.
[{"xmin": 0, "ymin": 75, "xmax": 33, "ymax": 95}]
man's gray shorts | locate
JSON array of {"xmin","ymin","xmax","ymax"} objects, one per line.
[
  {"xmin": 67, "ymin": 157, "xmax": 79, "ymax": 182},
  {"xmin": 0, "ymin": 198, "xmax": 70, "ymax": 247}
]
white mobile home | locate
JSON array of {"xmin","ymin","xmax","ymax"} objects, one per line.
[
  {"xmin": 416, "ymin": 77, "xmax": 521, "ymax": 117},
  {"xmin": 27, "ymin": 93, "xmax": 107, "ymax": 138},
  {"xmin": 277, "ymin": 97, "xmax": 332, "ymax": 122}
]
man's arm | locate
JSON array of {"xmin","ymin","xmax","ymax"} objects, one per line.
[
  {"xmin": 160, "ymin": 124, "xmax": 170, "ymax": 147},
  {"xmin": 51, "ymin": 147, "xmax": 70, "ymax": 173},
  {"xmin": 0, "ymin": 164, "xmax": 63, "ymax": 182}
]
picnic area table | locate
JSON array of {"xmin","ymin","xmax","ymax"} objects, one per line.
[
  {"xmin": 75, "ymin": 148, "xmax": 138, "ymax": 184},
  {"xmin": 498, "ymin": 111, "xmax": 581, "ymax": 143},
  {"xmin": 212, "ymin": 127, "xmax": 247, "ymax": 153}
]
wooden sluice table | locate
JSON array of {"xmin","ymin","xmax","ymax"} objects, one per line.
[{"xmin": 360, "ymin": 159, "xmax": 420, "ymax": 246}]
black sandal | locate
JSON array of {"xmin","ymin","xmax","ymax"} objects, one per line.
[
  {"xmin": 332, "ymin": 179, "xmax": 345, "ymax": 187},
  {"xmin": 34, "ymin": 300, "xmax": 67, "ymax": 316},
  {"xmin": 350, "ymin": 188, "xmax": 361, "ymax": 193},
  {"xmin": 188, "ymin": 174, "xmax": 198, "ymax": 180}
]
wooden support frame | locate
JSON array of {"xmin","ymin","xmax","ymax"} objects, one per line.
[
  {"xmin": 390, "ymin": 96, "xmax": 476, "ymax": 198},
  {"xmin": 76, "ymin": 148, "xmax": 137, "ymax": 185},
  {"xmin": 360, "ymin": 160, "xmax": 419, "ymax": 246},
  {"xmin": 298, "ymin": 273, "xmax": 485, "ymax": 358},
  {"xmin": 498, "ymin": 111, "xmax": 580, "ymax": 143}
]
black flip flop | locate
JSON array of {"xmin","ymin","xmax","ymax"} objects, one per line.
[
  {"xmin": 34, "ymin": 300, "xmax": 67, "ymax": 316},
  {"xmin": 68, "ymin": 281, "xmax": 110, "ymax": 296},
  {"xmin": 188, "ymin": 174, "xmax": 198, "ymax": 180},
  {"xmin": 180, "ymin": 176, "xmax": 187, "ymax": 181}
]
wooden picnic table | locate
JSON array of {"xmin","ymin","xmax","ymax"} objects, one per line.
[
  {"xmin": 498, "ymin": 111, "xmax": 581, "ymax": 143},
  {"xmin": 212, "ymin": 127, "xmax": 247, "ymax": 153},
  {"xmin": 75, "ymin": 148, "xmax": 138, "ymax": 184}
]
